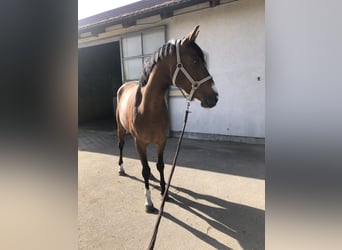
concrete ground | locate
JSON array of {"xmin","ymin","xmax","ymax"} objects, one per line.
[{"xmin": 78, "ymin": 120, "xmax": 265, "ymax": 250}]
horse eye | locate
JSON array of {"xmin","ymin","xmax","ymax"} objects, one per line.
[{"xmin": 193, "ymin": 59, "xmax": 198, "ymax": 64}]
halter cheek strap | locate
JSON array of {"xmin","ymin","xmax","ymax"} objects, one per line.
[{"xmin": 172, "ymin": 39, "xmax": 212, "ymax": 101}]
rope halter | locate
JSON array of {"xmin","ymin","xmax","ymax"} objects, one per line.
[{"xmin": 171, "ymin": 39, "xmax": 213, "ymax": 101}]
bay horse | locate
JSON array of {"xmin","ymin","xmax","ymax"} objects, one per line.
[{"xmin": 116, "ymin": 25, "xmax": 218, "ymax": 213}]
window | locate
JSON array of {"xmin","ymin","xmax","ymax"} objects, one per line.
[{"xmin": 121, "ymin": 26, "xmax": 166, "ymax": 81}]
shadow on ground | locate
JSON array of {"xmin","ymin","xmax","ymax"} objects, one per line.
[
  {"xmin": 123, "ymin": 173, "xmax": 264, "ymax": 249},
  {"xmin": 79, "ymin": 122, "xmax": 265, "ymax": 249},
  {"xmin": 78, "ymin": 124, "xmax": 265, "ymax": 180}
]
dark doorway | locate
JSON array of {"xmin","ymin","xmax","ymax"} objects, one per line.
[{"xmin": 78, "ymin": 41, "xmax": 122, "ymax": 130}]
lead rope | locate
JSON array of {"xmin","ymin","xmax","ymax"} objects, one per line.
[{"xmin": 147, "ymin": 100, "xmax": 191, "ymax": 250}]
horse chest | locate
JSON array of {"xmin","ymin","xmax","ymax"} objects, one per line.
[{"xmin": 133, "ymin": 110, "xmax": 169, "ymax": 143}]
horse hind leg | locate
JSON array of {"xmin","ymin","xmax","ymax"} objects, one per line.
[{"xmin": 117, "ymin": 119, "xmax": 126, "ymax": 176}]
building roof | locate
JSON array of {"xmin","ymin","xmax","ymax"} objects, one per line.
[{"xmin": 78, "ymin": 0, "xmax": 221, "ymax": 33}]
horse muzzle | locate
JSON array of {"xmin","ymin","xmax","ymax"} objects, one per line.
[{"xmin": 201, "ymin": 93, "xmax": 218, "ymax": 108}]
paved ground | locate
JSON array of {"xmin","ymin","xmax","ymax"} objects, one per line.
[{"xmin": 78, "ymin": 120, "xmax": 265, "ymax": 250}]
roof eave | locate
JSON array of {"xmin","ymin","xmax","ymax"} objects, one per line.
[{"xmin": 78, "ymin": 0, "xmax": 215, "ymax": 35}]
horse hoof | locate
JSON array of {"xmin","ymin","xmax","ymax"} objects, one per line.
[
  {"xmin": 118, "ymin": 170, "xmax": 126, "ymax": 176},
  {"xmin": 145, "ymin": 205, "xmax": 158, "ymax": 214}
]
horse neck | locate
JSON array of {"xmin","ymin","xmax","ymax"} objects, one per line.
[{"xmin": 140, "ymin": 62, "xmax": 172, "ymax": 111}]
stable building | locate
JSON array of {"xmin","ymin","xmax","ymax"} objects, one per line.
[{"xmin": 78, "ymin": 0, "xmax": 265, "ymax": 143}]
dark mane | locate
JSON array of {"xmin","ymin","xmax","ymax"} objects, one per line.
[
  {"xmin": 139, "ymin": 41, "xmax": 175, "ymax": 86},
  {"xmin": 139, "ymin": 40, "xmax": 206, "ymax": 86}
]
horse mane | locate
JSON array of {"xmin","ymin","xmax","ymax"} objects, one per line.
[
  {"xmin": 139, "ymin": 41, "xmax": 175, "ymax": 86},
  {"xmin": 139, "ymin": 40, "xmax": 205, "ymax": 86}
]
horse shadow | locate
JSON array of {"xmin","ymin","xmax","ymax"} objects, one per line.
[
  {"xmin": 78, "ymin": 127, "xmax": 265, "ymax": 248},
  {"xmin": 124, "ymin": 173, "xmax": 264, "ymax": 249}
]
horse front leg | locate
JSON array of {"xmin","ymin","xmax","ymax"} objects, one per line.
[
  {"xmin": 156, "ymin": 142, "xmax": 166, "ymax": 196},
  {"xmin": 157, "ymin": 142, "xmax": 172, "ymax": 201},
  {"xmin": 135, "ymin": 140, "xmax": 158, "ymax": 214}
]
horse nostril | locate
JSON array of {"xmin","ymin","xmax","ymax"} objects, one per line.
[{"xmin": 204, "ymin": 96, "xmax": 218, "ymax": 108}]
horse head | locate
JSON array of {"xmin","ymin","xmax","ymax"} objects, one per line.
[{"xmin": 172, "ymin": 25, "xmax": 219, "ymax": 108}]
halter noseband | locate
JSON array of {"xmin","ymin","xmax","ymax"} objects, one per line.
[{"xmin": 172, "ymin": 39, "xmax": 212, "ymax": 101}]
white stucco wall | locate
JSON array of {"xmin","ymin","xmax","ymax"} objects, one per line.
[{"xmin": 167, "ymin": 0, "xmax": 265, "ymax": 138}]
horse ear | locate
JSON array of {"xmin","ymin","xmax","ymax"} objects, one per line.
[{"xmin": 181, "ymin": 25, "xmax": 200, "ymax": 45}]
